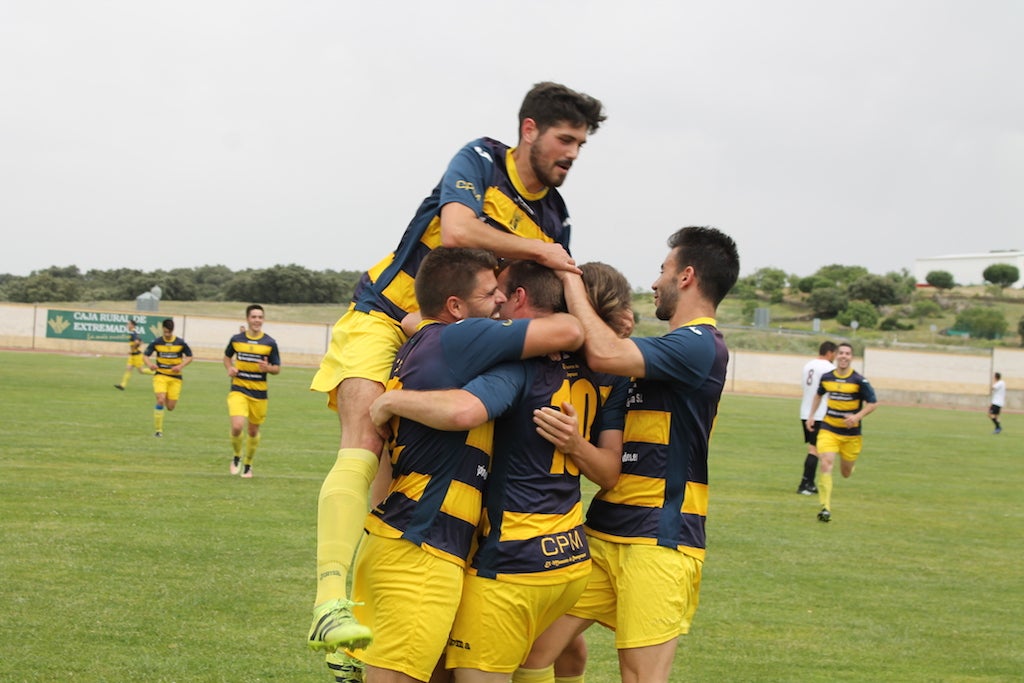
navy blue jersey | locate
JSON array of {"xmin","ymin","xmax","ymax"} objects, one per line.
[
  {"xmin": 585, "ymin": 318, "xmax": 728, "ymax": 561},
  {"xmin": 461, "ymin": 352, "xmax": 627, "ymax": 584},
  {"xmin": 350, "ymin": 138, "xmax": 572, "ymax": 322},
  {"xmin": 366, "ymin": 317, "xmax": 533, "ymax": 566}
]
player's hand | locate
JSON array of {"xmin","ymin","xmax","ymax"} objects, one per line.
[
  {"xmin": 369, "ymin": 394, "xmax": 394, "ymax": 430},
  {"xmin": 533, "ymin": 403, "xmax": 581, "ymax": 454},
  {"xmin": 533, "ymin": 242, "xmax": 581, "ymax": 275},
  {"xmin": 227, "ymin": 366, "xmax": 239, "ymax": 377}
]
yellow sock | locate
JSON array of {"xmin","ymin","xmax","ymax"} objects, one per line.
[
  {"xmin": 244, "ymin": 433, "xmax": 260, "ymax": 466},
  {"xmin": 556, "ymin": 675, "xmax": 584, "ymax": 683},
  {"xmin": 120, "ymin": 370, "xmax": 132, "ymax": 387},
  {"xmin": 154, "ymin": 406, "xmax": 164, "ymax": 432},
  {"xmin": 315, "ymin": 448, "xmax": 379, "ymax": 606},
  {"xmin": 231, "ymin": 433, "xmax": 244, "ymax": 457},
  {"xmin": 819, "ymin": 472, "xmax": 833, "ymax": 510},
  {"xmin": 513, "ymin": 666, "xmax": 555, "ymax": 683}
]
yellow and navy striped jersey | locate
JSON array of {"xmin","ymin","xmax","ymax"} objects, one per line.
[
  {"xmin": 128, "ymin": 329, "xmax": 143, "ymax": 355},
  {"xmin": 585, "ymin": 319, "xmax": 727, "ymax": 562},
  {"xmin": 817, "ymin": 368, "xmax": 876, "ymax": 436},
  {"xmin": 365, "ymin": 317, "xmax": 535, "ymax": 567},
  {"xmin": 462, "ymin": 352, "xmax": 628, "ymax": 585},
  {"xmin": 144, "ymin": 335, "xmax": 193, "ymax": 379},
  {"xmin": 350, "ymin": 138, "xmax": 572, "ymax": 323},
  {"xmin": 224, "ymin": 331, "xmax": 281, "ymax": 400}
]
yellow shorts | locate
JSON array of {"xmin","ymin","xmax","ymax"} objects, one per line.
[
  {"xmin": 152, "ymin": 374, "xmax": 183, "ymax": 401},
  {"xmin": 309, "ymin": 307, "xmax": 407, "ymax": 411},
  {"xmin": 816, "ymin": 430, "xmax": 863, "ymax": 462},
  {"xmin": 227, "ymin": 391, "xmax": 267, "ymax": 424},
  {"xmin": 349, "ymin": 534, "xmax": 463, "ymax": 681},
  {"xmin": 568, "ymin": 536, "xmax": 702, "ymax": 649},
  {"xmin": 127, "ymin": 353, "xmax": 144, "ymax": 368},
  {"xmin": 446, "ymin": 574, "xmax": 589, "ymax": 673}
]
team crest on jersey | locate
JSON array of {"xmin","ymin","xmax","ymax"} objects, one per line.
[{"xmin": 472, "ymin": 145, "xmax": 492, "ymax": 163}]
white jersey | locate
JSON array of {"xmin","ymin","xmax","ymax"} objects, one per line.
[
  {"xmin": 991, "ymin": 380, "xmax": 1006, "ymax": 407},
  {"xmin": 800, "ymin": 357, "xmax": 835, "ymax": 420}
]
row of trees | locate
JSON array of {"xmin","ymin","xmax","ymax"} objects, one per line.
[
  {"xmin": 734, "ymin": 263, "xmax": 1021, "ymax": 341},
  {"xmin": 0, "ymin": 264, "xmax": 364, "ymax": 304},
  {"xmin": 924, "ymin": 264, "xmax": 1021, "ymax": 290}
]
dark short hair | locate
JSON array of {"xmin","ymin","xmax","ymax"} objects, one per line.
[
  {"xmin": 519, "ymin": 82, "xmax": 606, "ymax": 135},
  {"xmin": 837, "ymin": 342, "xmax": 854, "ymax": 353},
  {"xmin": 995, "ymin": 372, "xmax": 1001, "ymax": 380},
  {"xmin": 415, "ymin": 247, "xmax": 499, "ymax": 318},
  {"xmin": 819, "ymin": 341, "xmax": 838, "ymax": 355},
  {"xmin": 502, "ymin": 260, "xmax": 566, "ymax": 314},
  {"xmin": 162, "ymin": 318, "xmax": 174, "ymax": 332},
  {"xmin": 246, "ymin": 304, "xmax": 264, "ymax": 317},
  {"xmin": 667, "ymin": 226, "xmax": 740, "ymax": 307}
]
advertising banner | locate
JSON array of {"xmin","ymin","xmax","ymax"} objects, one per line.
[{"xmin": 45, "ymin": 310, "xmax": 161, "ymax": 343}]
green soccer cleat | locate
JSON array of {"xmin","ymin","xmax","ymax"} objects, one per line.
[
  {"xmin": 326, "ymin": 651, "xmax": 365, "ymax": 683},
  {"xmin": 308, "ymin": 599, "xmax": 373, "ymax": 652}
]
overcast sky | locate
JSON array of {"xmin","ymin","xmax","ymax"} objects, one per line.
[{"xmin": 2, "ymin": 1, "xmax": 1021, "ymax": 289}]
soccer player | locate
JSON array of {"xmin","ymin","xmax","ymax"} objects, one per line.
[
  {"xmin": 797, "ymin": 341, "xmax": 837, "ymax": 495},
  {"xmin": 328, "ymin": 248, "xmax": 584, "ymax": 682},
  {"xmin": 223, "ymin": 304, "xmax": 281, "ymax": 478},
  {"xmin": 989, "ymin": 372, "xmax": 1006, "ymax": 434},
  {"xmin": 369, "ymin": 260, "xmax": 629, "ymax": 682},
  {"xmin": 113, "ymin": 318, "xmax": 154, "ymax": 390},
  {"xmin": 143, "ymin": 318, "xmax": 193, "ymax": 437},
  {"xmin": 307, "ymin": 82, "xmax": 606, "ymax": 654},
  {"xmin": 515, "ymin": 226, "xmax": 740, "ymax": 683},
  {"xmin": 805, "ymin": 342, "xmax": 879, "ymax": 523}
]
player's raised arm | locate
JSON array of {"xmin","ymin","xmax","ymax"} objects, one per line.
[{"xmin": 440, "ymin": 203, "xmax": 580, "ymax": 274}]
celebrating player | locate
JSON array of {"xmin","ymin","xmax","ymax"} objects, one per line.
[{"xmin": 307, "ymin": 82, "xmax": 606, "ymax": 656}]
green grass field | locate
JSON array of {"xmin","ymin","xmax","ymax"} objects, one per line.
[{"xmin": 1, "ymin": 350, "xmax": 1021, "ymax": 682}]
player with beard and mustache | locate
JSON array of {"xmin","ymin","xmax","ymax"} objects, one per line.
[
  {"xmin": 516, "ymin": 227, "xmax": 740, "ymax": 683},
  {"xmin": 307, "ymin": 82, "xmax": 607, "ymax": 674}
]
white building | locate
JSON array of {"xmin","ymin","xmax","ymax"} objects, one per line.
[{"xmin": 914, "ymin": 250, "xmax": 1024, "ymax": 289}]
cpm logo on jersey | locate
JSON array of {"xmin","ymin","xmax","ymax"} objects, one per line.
[{"xmin": 455, "ymin": 179, "xmax": 481, "ymax": 202}]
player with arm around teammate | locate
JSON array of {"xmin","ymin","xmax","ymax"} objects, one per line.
[
  {"xmin": 515, "ymin": 226, "xmax": 740, "ymax": 683},
  {"xmin": 307, "ymin": 82, "xmax": 606, "ymax": 655},
  {"xmin": 329, "ymin": 248, "xmax": 585, "ymax": 683},
  {"xmin": 370, "ymin": 260, "xmax": 630, "ymax": 683}
]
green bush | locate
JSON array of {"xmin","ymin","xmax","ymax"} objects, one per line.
[
  {"xmin": 953, "ymin": 306, "xmax": 1008, "ymax": 340},
  {"xmin": 837, "ymin": 300, "xmax": 880, "ymax": 329},
  {"xmin": 982, "ymin": 263, "xmax": 1020, "ymax": 289},
  {"xmin": 911, "ymin": 299, "xmax": 942, "ymax": 319},
  {"xmin": 925, "ymin": 270, "xmax": 956, "ymax": 289},
  {"xmin": 807, "ymin": 287, "xmax": 848, "ymax": 318}
]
